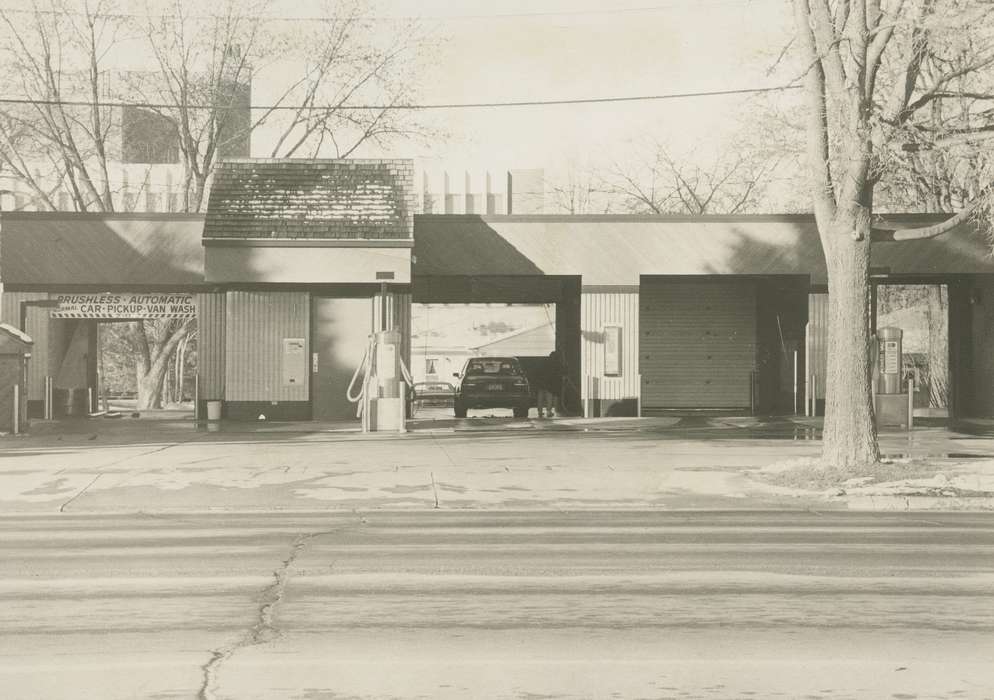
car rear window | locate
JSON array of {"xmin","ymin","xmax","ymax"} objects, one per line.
[
  {"xmin": 465, "ymin": 359, "xmax": 522, "ymax": 376},
  {"xmin": 421, "ymin": 383, "xmax": 452, "ymax": 392}
]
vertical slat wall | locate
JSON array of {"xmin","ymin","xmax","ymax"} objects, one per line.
[
  {"xmin": 0, "ymin": 291, "xmax": 49, "ymax": 400},
  {"xmin": 225, "ymin": 291, "xmax": 309, "ymax": 402},
  {"xmin": 807, "ymin": 293, "xmax": 828, "ymax": 400},
  {"xmin": 580, "ymin": 286, "xmax": 640, "ymax": 406},
  {"xmin": 196, "ymin": 292, "xmax": 226, "ymax": 400}
]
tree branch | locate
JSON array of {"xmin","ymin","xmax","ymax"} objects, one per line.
[
  {"xmin": 793, "ymin": 0, "xmax": 837, "ymax": 226},
  {"xmin": 871, "ymin": 185, "xmax": 992, "ymax": 241}
]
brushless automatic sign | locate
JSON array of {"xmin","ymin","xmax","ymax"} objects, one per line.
[{"xmin": 52, "ymin": 293, "xmax": 197, "ymax": 319}]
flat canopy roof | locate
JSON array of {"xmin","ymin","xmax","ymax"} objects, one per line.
[
  {"xmin": 413, "ymin": 214, "xmax": 994, "ymax": 285},
  {"xmin": 2, "ymin": 211, "xmax": 991, "ymax": 288},
  {"xmin": 1, "ymin": 213, "xmax": 205, "ymax": 286}
]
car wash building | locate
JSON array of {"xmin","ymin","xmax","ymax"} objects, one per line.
[{"xmin": 2, "ymin": 157, "xmax": 993, "ymax": 423}]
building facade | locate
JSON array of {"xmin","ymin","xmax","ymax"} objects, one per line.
[{"xmin": 2, "ymin": 158, "xmax": 993, "ymax": 421}]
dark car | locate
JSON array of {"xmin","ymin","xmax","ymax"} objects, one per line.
[
  {"xmin": 411, "ymin": 381, "xmax": 456, "ymax": 409},
  {"xmin": 453, "ymin": 357, "xmax": 532, "ymax": 418}
]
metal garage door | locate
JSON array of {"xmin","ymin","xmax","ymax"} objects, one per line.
[{"xmin": 640, "ymin": 278, "xmax": 757, "ymax": 409}]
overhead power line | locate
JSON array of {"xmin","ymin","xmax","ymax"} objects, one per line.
[
  {"xmin": 0, "ymin": 84, "xmax": 801, "ymax": 112},
  {"xmin": 0, "ymin": 0, "xmax": 769, "ymax": 23}
]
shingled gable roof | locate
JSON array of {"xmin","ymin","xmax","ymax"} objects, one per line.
[{"xmin": 204, "ymin": 159, "xmax": 416, "ymax": 240}]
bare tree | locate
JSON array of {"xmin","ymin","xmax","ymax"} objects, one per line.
[
  {"xmin": 0, "ymin": 0, "xmax": 126, "ymax": 211},
  {"xmin": 0, "ymin": 0, "xmax": 430, "ymax": 409},
  {"xmin": 548, "ymin": 161, "xmax": 610, "ymax": 214},
  {"xmin": 135, "ymin": 0, "xmax": 429, "ymax": 212},
  {"xmin": 601, "ymin": 137, "xmax": 784, "ymax": 215},
  {"xmin": 791, "ymin": 0, "xmax": 994, "ymax": 469}
]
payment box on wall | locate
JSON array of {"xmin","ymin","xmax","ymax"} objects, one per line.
[
  {"xmin": 604, "ymin": 325, "xmax": 622, "ymax": 376},
  {"xmin": 281, "ymin": 338, "xmax": 307, "ymax": 387}
]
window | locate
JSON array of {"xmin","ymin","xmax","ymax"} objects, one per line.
[
  {"xmin": 465, "ymin": 358, "xmax": 522, "ymax": 376},
  {"xmin": 425, "ymin": 358, "xmax": 438, "ymax": 376}
]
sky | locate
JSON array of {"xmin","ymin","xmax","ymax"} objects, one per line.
[
  {"xmin": 0, "ymin": 0, "xmax": 800, "ymax": 203},
  {"xmin": 266, "ymin": 0, "xmax": 799, "ymax": 191}
]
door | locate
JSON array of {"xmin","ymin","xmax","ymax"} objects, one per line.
[
  {"xmin": 640, "ymin": 278, "xmax": 757, "ymax": 409},
  {"xmin": 311, "ymin": 297, "xmax": 373, "ymax": 420}
]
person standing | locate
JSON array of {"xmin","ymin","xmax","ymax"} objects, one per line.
[{"xmin": 537, "ymin": 350, "xmax": 563, "ymax": 418}]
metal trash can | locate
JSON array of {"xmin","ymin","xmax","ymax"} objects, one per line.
[{"xmin": 206, "ymin": 400, "xmax": 222, "ymax": 421}]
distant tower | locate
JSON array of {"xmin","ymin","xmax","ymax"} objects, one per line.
[{"xmin": 507, "ymin": 169, "xmax": 545, "ymax": 214}]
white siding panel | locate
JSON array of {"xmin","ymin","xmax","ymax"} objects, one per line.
[
  {"xmin": 807, "ymin": 292, "xmax": 828, "ymax": 400},
  {"xmin": 580, "ymin": 287, "xmax": 640, "ymax": 404},
  {"xmin": 197, "ymin": 293, "xmax": 226, "ymax": 399}
]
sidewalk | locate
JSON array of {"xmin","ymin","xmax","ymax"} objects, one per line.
[{"xmin": 2, "ymin": 414, "xmax": 994, "ymax": 514}]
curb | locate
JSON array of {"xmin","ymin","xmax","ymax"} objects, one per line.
[{"xmin": 841, "ymin": 495, "xmax": 994, "ymax": 511}]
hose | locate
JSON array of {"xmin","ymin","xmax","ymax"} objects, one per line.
[
  {"xmin": 346, "ymin": 336, "xmax": 375, "ymax": 418},
  {"xmin": 399, "ymin": 356, "xmax": 414, "ymax": 387}
]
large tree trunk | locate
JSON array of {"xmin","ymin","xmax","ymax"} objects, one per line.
[
  {"xmin": 133, "ymin": 320, "xmax": 193, "ymax": 410},
  {"xmin": 821, "ymin": 217, "xmax": 880, "ymax": 470}
]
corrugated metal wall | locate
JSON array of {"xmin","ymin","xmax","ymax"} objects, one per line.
[
  {"xmin": 196, "ymin": 293, "xmax": 226, "ymax": 400},
  {"xmin": 225, "ymin": 291, "xmax": 309, "ymax": 402},
  {"xmin": 1, "ymin": 291, "xmax": 49, "ymax": 400},
  {"xmin": 580, "ymin": 286, "xmax": 640, "ymax": 408},
  {"xmin": 640, "ymin": 278, "xmax": 757, "ymax": 409},
  {"xmin": 807, "ymin": 293, "xmax": 828, "ymax": 400},
  {"xmin": 373, "ymin": 290, "xmax": 412, "ymax": 371}
]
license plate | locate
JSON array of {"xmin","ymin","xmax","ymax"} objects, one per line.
[{"xmin": 487, "ymin": 383, "xmax": 502, "ymax": 391}]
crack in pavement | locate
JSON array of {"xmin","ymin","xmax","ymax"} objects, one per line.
[
  {"xmin": 58, "ymin": 473, "xmax": 103, "ymax": 512},
  {"xmin": 197, "ymin": 524, "xmax": 353, "ymax": 700},
  {"xmin": 57, "ymin": 432, "xmax": 213, "ymax": 513}
]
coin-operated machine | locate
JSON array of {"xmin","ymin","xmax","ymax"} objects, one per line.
[
  {"xmin": 347, "ymin": 327, "xmax": 413, "ymax": 433},
  {"xmin": 370, "ymin": 328, "xmax": 407, "ymax": 432},
  {"xmin": 874, "ymin": 326, "xmax": 913, "ymax": 429}
]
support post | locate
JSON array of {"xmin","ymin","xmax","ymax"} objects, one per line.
[
  {"xmin": 637, "ymin": 373, "xmax": 642, "ymax": 417},
  {"xmin": 793, "ymin": 350, "xmax": 798, "ymax": 415},
  {"xmin": 379, "ymin": 282, "xmax": 389, "ymax": 332},
  {"xmin": 907, "ymin": 376, "xmax": 915, "ymax": 431},
  {"xmin": 804, "ymin": 322, "xmax": 811, "ymax": 417},
  {"xmin": 87, "ymin": 387, "xmax": 94, "ymax": 414},
  {"xmin": 13, "ymin": 384, "xmax": 20, "ymax": 435},
  {"xmin": 398, "ymin": 383, "xmax": 407, "ymax": 434},
  {"xmin": 582, "ymin": 376, "xmax": 589, "ymax": 418}
]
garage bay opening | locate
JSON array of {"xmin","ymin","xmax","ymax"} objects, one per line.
[
  {"xmin": 30, "ymin": 292, "xmax": 199, "ymax": 420},
  {"xmin": 875, "ymin": 283, "xmax": 950, "ymax": 419},
  {"xmin": 411, "ymin": 303, "xmax": 556, "ymax": 418}
]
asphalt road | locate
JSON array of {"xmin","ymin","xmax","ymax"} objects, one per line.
[{"xmin": 2, "ymin": 511, "xmax": 993, "ymax": 700}]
